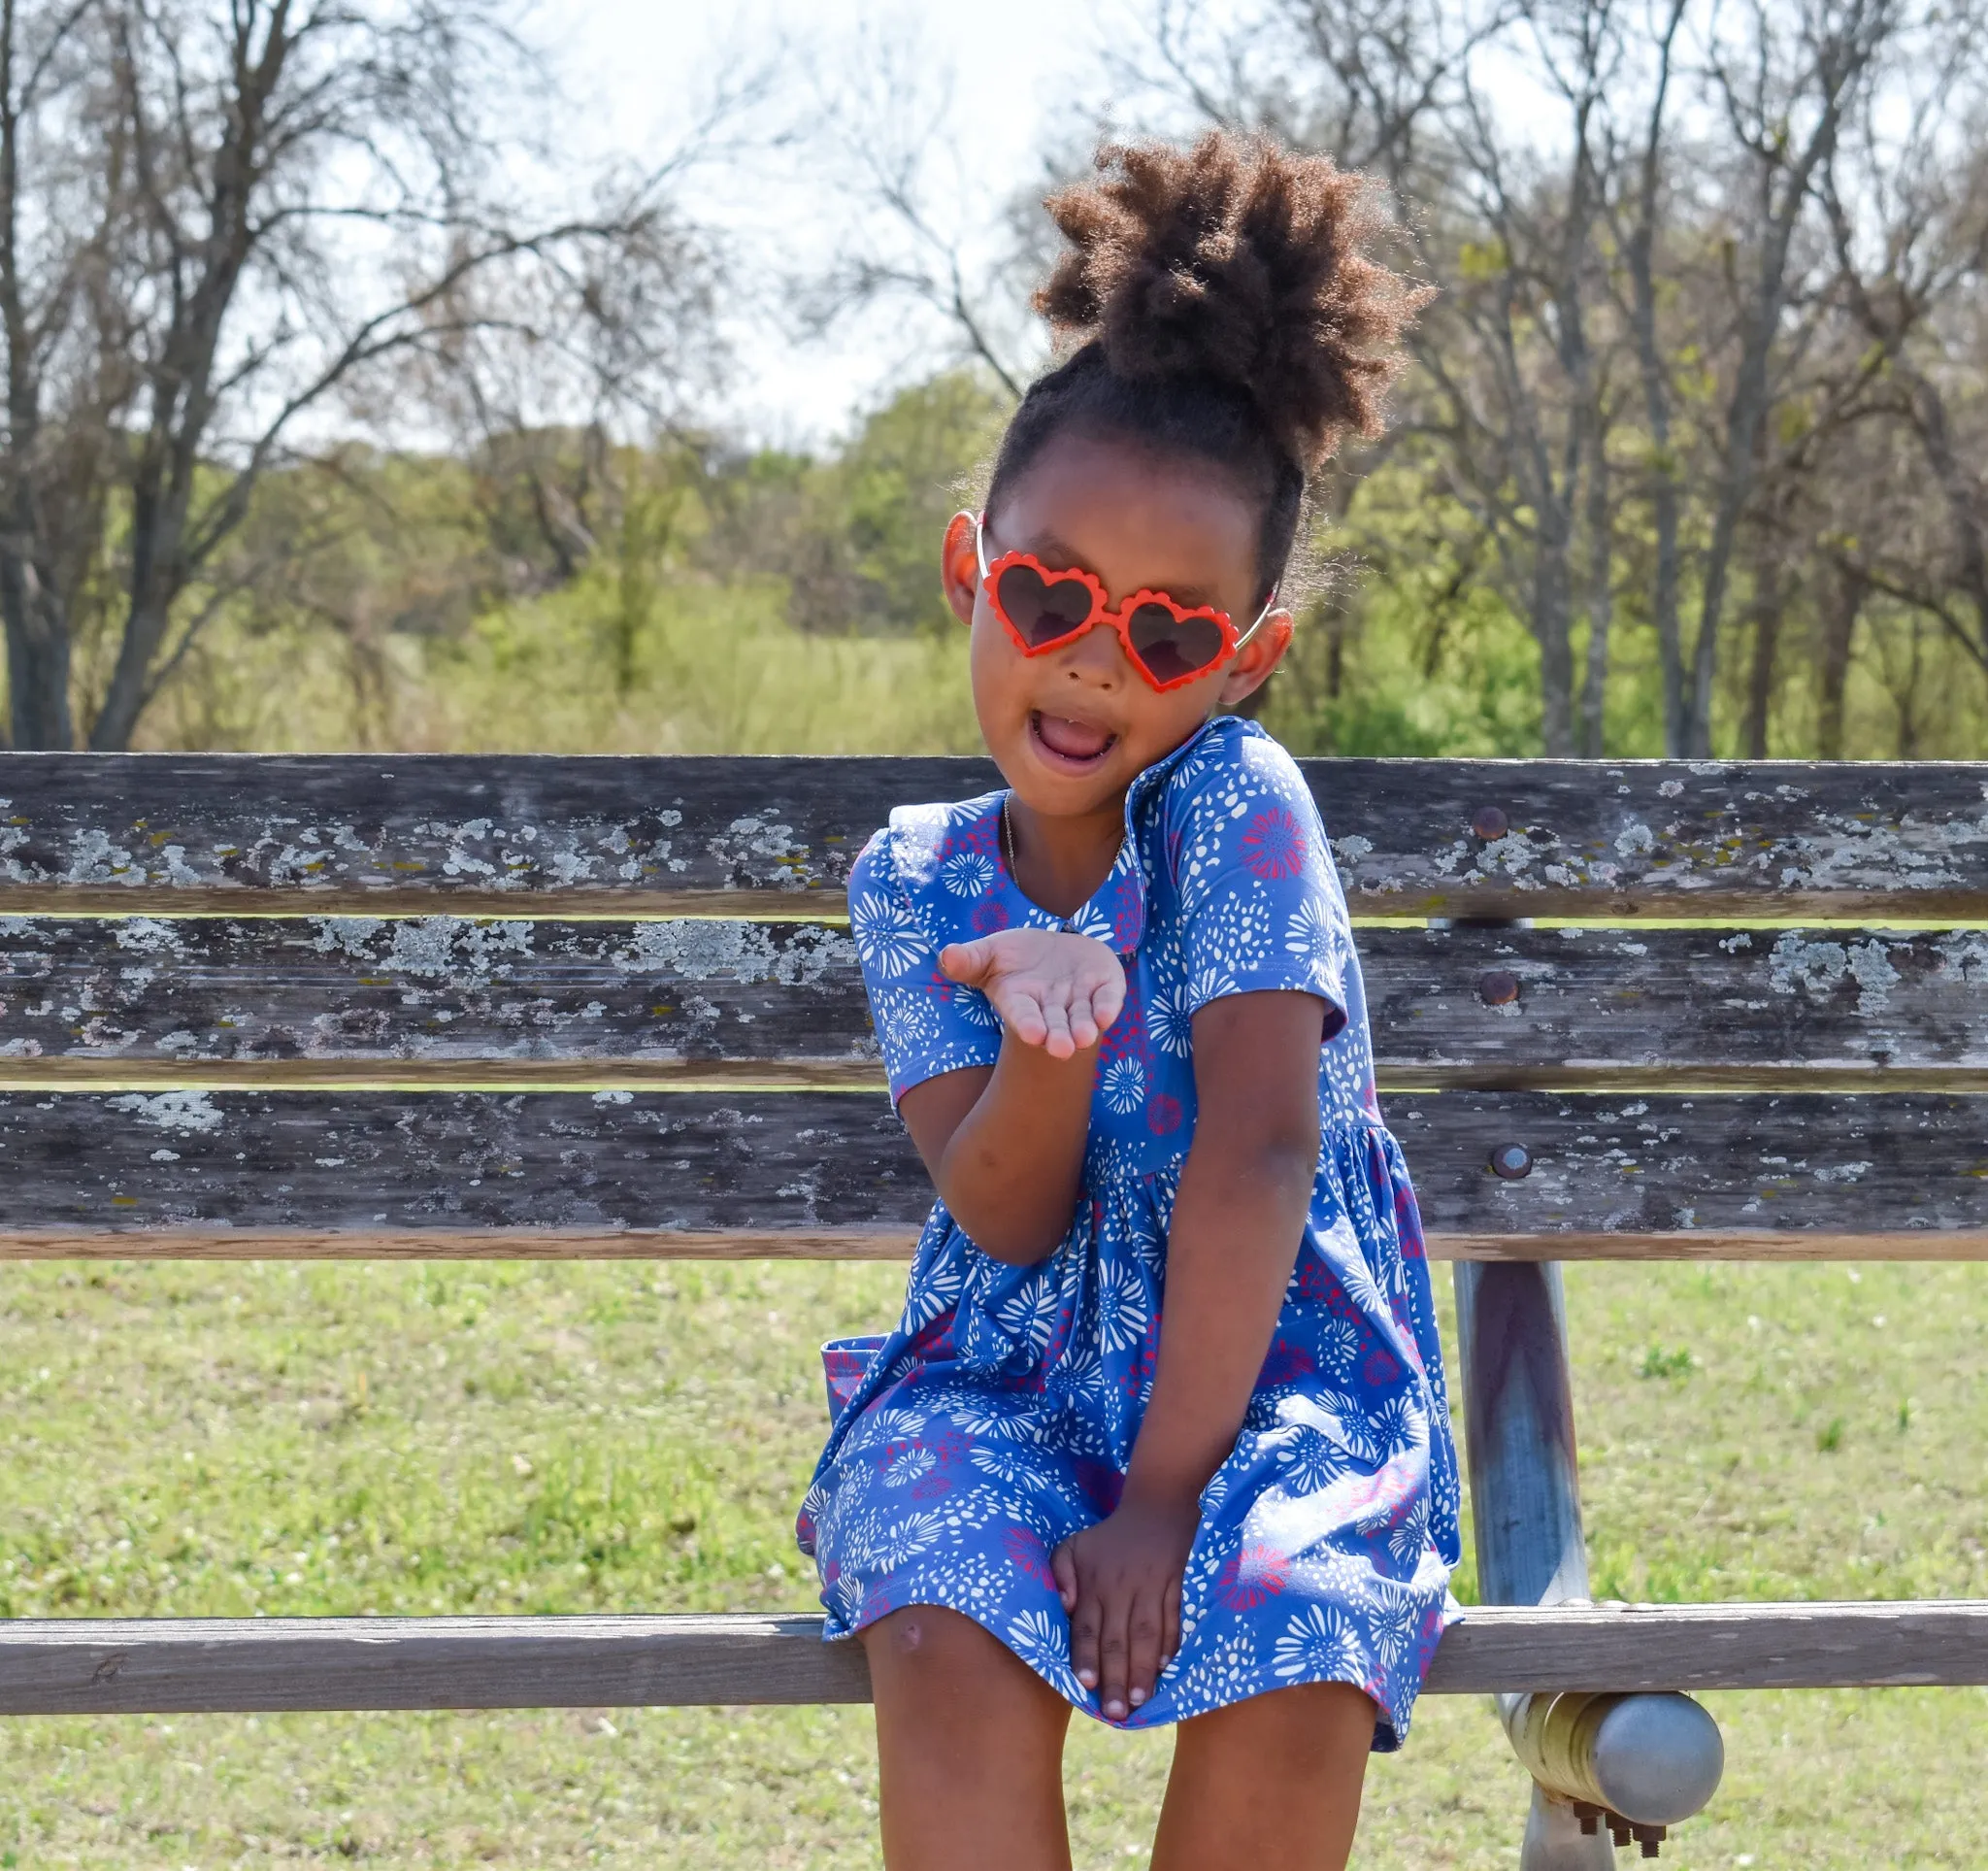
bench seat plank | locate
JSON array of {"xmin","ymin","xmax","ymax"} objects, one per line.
[
  {"xmin": 0, "ymin": 1089, "xmax": 1980, "ymax": 1255},
  {"xmin": 0, "ymin": 1602, "xmax": 1978, "ymax": 1713},
  {"xmin": 3, "ymin": 919, "xmax": 1985, "ymax": 1091},
  {"xmin": 0, "ymin": 754, "xmax": 1983, "ymax": 919}
]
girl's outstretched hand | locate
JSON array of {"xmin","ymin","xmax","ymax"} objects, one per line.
[
  {"xmin": 939, "ymin": 928, "xmax": 1126, "ymax": 1058},
  {"xmin": 1051, "ymin": 1489, "xmax": 1199, "ymax": 1721}
]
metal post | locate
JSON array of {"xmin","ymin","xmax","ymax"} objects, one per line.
[{"xmin": 1452, "ymin": 1259, "xmax": 1723, "ymax": 1864}]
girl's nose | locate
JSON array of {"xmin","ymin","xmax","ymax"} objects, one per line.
[{"xmin": 1058, "ymin": 619, "xmax": 1126, "ymax": 686}]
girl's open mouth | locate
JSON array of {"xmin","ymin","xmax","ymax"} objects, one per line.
[{"xmin": 1030, "ymin": 710, "xmax": 1118, "ymax": 769}]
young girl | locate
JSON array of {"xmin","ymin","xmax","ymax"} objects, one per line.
[{"xmin": 796, "ymin": 130, "xmax": 1460, "ymax": 1871}]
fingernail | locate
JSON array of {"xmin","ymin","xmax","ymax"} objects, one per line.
[
  {"xmin": 1077, "ymin": 1669, "xmax": 1097, "ymax": 1687},
  {"xmin": 1129, "ymin": 1687, "xmax": 1146, "ymax": 1706},
  {"xmin": 1105, "ymin": 1699, "xmax": 1126, "ymax": 1719}
]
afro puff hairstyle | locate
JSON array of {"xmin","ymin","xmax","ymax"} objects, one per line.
[{"xmin": 986, "ymin": 131, "xmax": 1429, "ymax": 603}]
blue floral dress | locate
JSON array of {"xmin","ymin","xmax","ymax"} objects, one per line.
[{"xmin": 796, "ymin": 716, "xmax": 1460, "ymax": 1749}]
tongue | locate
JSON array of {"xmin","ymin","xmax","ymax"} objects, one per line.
[{"xmin": 1037, "ymin": 714, "xmax": 1113, "ymax": 759}]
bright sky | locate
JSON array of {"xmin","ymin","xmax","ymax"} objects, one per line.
[{"xmin": 555, "ymin": 0, "xmax": 1141, "ymax": 446}]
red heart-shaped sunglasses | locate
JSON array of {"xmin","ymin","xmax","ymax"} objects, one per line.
[{"xmin": 969, "ymin": 512, "xmax": 1278, "ymax": 693}]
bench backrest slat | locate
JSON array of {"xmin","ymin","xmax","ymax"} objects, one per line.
[
  {"xmin": 0, "ymin": 754, "xmax": 1983, "ymax": 919},
  {"xmin": 5, "ymin": 919, "xmax": 1983, "ymax": 1091},
  {"xmin": 0, "ymin": 1087, "xmax": 1976, "ymax": 1259}
]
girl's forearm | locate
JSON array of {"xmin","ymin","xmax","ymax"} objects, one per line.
[
  {"xmin": 1121, "ymin": 1125, "xmax": 1318, "ymax": 1506},
  {"xmin": 934, "ymin": 1035, "xmax": 1098, "ymax": 1263}
]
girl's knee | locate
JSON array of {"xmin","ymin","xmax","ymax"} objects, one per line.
[
  {"xmin": 862, "ymin": 1605, "xmax": 1045, "ymax": 1698},
  {"xmin": 1184, "ymin": 1681, "xmax": 1379, "ymax": 1766},
  {"xmin": 863, "ymin": 1606, "xmax": 1072, "ymax": 1787}
]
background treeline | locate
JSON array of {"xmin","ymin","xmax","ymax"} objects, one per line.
[{"xmin": 7, "ymin": 0, "xmax": 1988, "ymax": 759}]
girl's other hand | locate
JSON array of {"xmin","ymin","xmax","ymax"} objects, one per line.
[
  {"xmin": 939, "ymin": 927, "xmax": 1126, "ymax": 1059},
  {"xmin": 1050, "ymin": 1489, "xmax": 1199, "ymax": 1721}
]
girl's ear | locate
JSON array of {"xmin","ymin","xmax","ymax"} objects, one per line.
[
  {"xmin": 1217, "ymin": 609, "xmax": 1294, "ymax": 709},
  {"xmin": 941, "ymin": 511, "xmax": 979, "ymax": 629}
]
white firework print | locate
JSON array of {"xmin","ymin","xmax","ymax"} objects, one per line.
[
  {"xmin": 1047, "ymin": 1339, "xmax": 1108, "ymax": 1412},
  {"xmin": 880, "ymin": 1444, "xmax": 937, "ymax": 1489},
  {"xmin": 1273, "ymin": 1604, "xmax": 1368, "ymax": 1682},
  {"xmin": 804, "ymin": 718, "xmax": 1461, "ymax": 1749},
  {"xmin": 1310, "ymin": 1389, "xmax": 1384, "ymax": 1462},
  {"xmin": 1387, "ymin": 1501, "xmax": 1432, "ymax": 1568},
  {"xmin": 1284, "ymin": 894, "xmax": 1340, "ymax": 974},
  {"xmin": 1370, "ymin": 1393, "xmax": 1427, "ymax": 1458},
  {"xmin": 1371, "ymin": 1595, "xmax": 1420, "ymax": 1666},
  {"xmin": 1147, "ymin": 981, "xmax": 1196, "ymax": 1056},
  {"xmin": 1097, "ymin": 1260, "xmax": 1152, "ymax": 1354},
  {"xmin": 1276, "ymin": 1427, "xmax": 1350, "ymax": 1494},
  {"xmin": 1186, "ymin": 963, "xmax": 1239, "ymax": 1012},
  {"xmin": 1064, "ymin": 900, "xmax": 1119, "ymax": 944},
  {"xmin": 1008, "ymin": 1608, "xmax": 1074, "ymax": 1679},
  {"xmin": 867, "ymin": 1512, "xmax": 945, "ymax": 1569},
  {"xmin": 1101, "ymin": 1055, "xmax": 1147, "ymax": 1114},
  {"xmin": 1316, "ymin": 1316, "xmax": 1361, "ymax": 1378},
  {"xmin": 901, "ymin": 1253, "xmax": 964, "ymax": 1331},
  {"xmin": 994, "ymin": 1274, "xmax": 1062, "ymax": 1353},
  {"xmin": 865, "ymin": 1407, "xmax": 929, "ymax": 1443},
  {"xmin": 954, "ymin": 985, "xmax": 1001, "ymax": 1026},
  {"xmin": 969, "ymin": 1442, "xmax": 1030, "ymax": 1485},
  {"xmin": 849, "ymin": 887, "xmax": 929, "ymax": 981},
  {"xmin": 875, "ymin": 986, "xmax": 937, "ymax": 1056},
  {"xmin": 1124, "ymin": 1206, "xmax": 1168, "ymax": 1272},
  {"xmin": 942, "ymin": 850, "xmax": 997, "ymax": 896}
]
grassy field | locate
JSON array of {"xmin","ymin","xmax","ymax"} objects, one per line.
[{"xmin": 0, "ymin": 1253, "xmax": 1981, "ymax": 1868}]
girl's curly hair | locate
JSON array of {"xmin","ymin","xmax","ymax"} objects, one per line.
[{"xmin": 987, "ymin": 131, "xmax": 1428, "ymax": 602}]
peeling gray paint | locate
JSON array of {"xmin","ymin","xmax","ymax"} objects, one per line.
[
  {"xmin": 107, "ymin": 1090, "xmax": 224, "ymax": 1133},
  {"xmin": 1768, "ymin": 932, "xmax": 1905, "ymax": 1015},
  {"xmin": 611, "ymin": 920, "xmax": 855, "ymax": 986}
]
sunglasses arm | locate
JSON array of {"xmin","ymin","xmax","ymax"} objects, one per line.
[{"xmin": 1233, "ymin": 590, "xmax": 1280, "ymax": 651}]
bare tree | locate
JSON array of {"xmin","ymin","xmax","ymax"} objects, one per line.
[
  {"xmin": 1126, "ymin": 0, "xmax": 1945, "ymax": 755},
  {"xmin": 796, "ymin": 19, "xmax": 1041, "ymax": 402},
  {"xmin": 1811, "ymin": 10, "xmax": 1988, "ymax": 682},
  {"xmin": 1668, "ymin": 0, "xmax": 1900, "ymax": 752},
  {"xmin": 0, "ymin": 0, "xmax": 725, "ymax": 750}
]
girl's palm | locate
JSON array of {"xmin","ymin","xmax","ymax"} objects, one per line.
[{"xmin": 939, "ymin": 928, "xmax": 1125, "ymax": 1058}]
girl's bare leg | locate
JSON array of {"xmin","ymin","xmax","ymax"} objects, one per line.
[
  {"xmin": 861, "ymin": 1604, "xmax": 1075, "ymax": 1871},
  {"xmin": 1150, "ymin": 1682, "xmax": 1377, "ymax": 1871}
]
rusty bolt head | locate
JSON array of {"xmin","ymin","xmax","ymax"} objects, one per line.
[
  {"xmin": 1489, "ymin": 1143, "xmax": 1533, "ymax": 1181},
  {"xmin": 1471, "ymin": 805, "xmax": 1509, "ymax": 841},
  {"xmin": 1477, "ymin": 969, "xmax": 1521, "ymax": 1007}
]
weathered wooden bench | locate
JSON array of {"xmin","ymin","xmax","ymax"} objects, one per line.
[{"xmin": 0, "ymin": 752, "xmax": 1984, "ymax": 1865}]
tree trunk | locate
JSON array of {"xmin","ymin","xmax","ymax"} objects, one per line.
[
  {"xmin": 1534, "ymin": 536, "xmax": 1576, "ymax": 756},
  {"xmin": 90, "ymin": 588, "xmax": 171, "ymax": 751},
  {"xmin": 0, "ymin": 545, "xmax": 72, "ymax": 749},
  {"xmin": 1744, "ymin": 563, "xmax": 1782, "ymax": 760},
  {"xmin": 1815, "ymin": 566, "xmax": 1863, "ymax": 759},
  {"xmin": 1625, "ymin": 0, "xmax": 1689, "ymax": 755},
  {"xmin": 1579, "ymin": 417, "xmax": 1611, "ymax": 757}
]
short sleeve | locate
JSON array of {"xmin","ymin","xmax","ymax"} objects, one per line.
[
  {"xmin": 1169, "ymin": 728, "xmax": 1350, "ymax": 1040},
  {"xmin": 847, "ymin": 829, "xmax": 1003, "ymax": 1104}
]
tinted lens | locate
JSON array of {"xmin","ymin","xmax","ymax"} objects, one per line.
[
  {"xmin": 995, "ymin": 563, "xmax": 1095, "ymax": 647},
  {"xmin": 1127, "ymin": 603, "xmax": 1228, "ymax": 685}
]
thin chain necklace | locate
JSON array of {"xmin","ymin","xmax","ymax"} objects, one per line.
[{"xmin": 1003, "ymin": 797, "xmax": 1078, "ymax": 934}]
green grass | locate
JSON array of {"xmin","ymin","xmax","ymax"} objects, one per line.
[{"xmin": 0, "ymin": 1256, "xmax": 1982, "ymax": 1867}]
